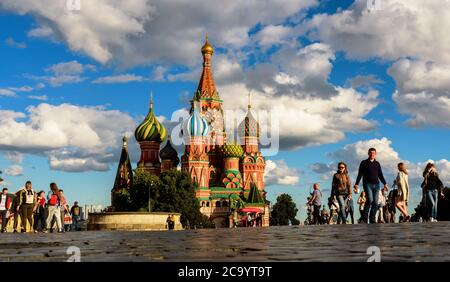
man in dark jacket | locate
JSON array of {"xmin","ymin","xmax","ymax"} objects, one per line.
[{"xmin": 354, "ymin": 148, "xmax": 388, "ymax": 224}]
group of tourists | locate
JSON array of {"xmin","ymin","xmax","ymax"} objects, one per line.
[
  {"xmin": 306, "ymin": 148, "xmax": 445, "ymax": 224},
  {"xmin": 0, "ymin": 181, "xmax": 82, "ymax": 233}
]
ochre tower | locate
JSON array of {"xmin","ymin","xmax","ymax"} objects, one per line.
[{"xmin": 135, "ymin": 95, "xmax": 167, "ymax": 175}]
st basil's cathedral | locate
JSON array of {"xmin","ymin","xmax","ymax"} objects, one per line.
[{"xmin": 111, "ymin": 37, "xmax": 269, "ymax": 227}]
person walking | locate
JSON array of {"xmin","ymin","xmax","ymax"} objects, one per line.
[
  {"xmin": 354, "ymin": 148, "xmax": 388, "ymax": 224},
  {"xmin": 11, "ymin": 189, "xmax": 21, "ymax": 233},
  {"xmin": 33, "ymin": 191, "xmax": 47, "ymax": 232},
  {"xmin": 345, "ymin": 196, "xmax": 355, "ymax": 224},
  {"xmin": 394, "ymin": 162, "xmax": 410, "ymax": 222},
  {"xmin": 44, "ymin": 183, "xmax": 63, "ymax": 233},
  {"xmin": 332, "ymin": 162, "xmax": 352, "ymax": 224},
  {"xmin": 70, "ymin": 201, "xmax": 81, "ymax": 231},
  {"xmin": 307, "ymin": 183, "xmax": 322, "ymax": 225},
  {"xmin": 0, "ymin": 188, "xmax": 13, "ymax": 233},
  {"xmin": 357, "ymin": 191, "xmax": 366, "ymax": 223},
  {"xmin": 17, "ymin": 181, "xmax": 37, "ymax": 232},
  {"xmin": 421, "ymin": 163, "xmax": 444, "ymax": 222}
]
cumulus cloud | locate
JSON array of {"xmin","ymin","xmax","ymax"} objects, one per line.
[
  {"xmin": 265, "ymin": 159, "xmax": 300, "ymax": 186},
  {"xmin": 0, "ymin": 103, "xmax": 137, "ymax": 172},
  {"xmin": 216, "ymin": 44, "xmax": 379, "ymax": 151},
  {"xmin": 92, "ymin": 74, "xmax": 146, "ymax": 84},
  {"xmin": 28, "ymin": 95, "xmax": 48, "ymax": 101},
  {"xmin": 5, "ymin": 37, "xmax": 26, "ymax": 48},
  {"xmin": 308, "ymin": 0, "xmax": 450, "ymax": 63},
  {"xmin": 307, "ymin": 0, "xmax": 450, "ymax": 128},
  {"xmin": 4, "ymin": 165, "xmax": 24, "ymax": 176},
  {"xmin": 348, "ymin": 74, "xmax": 383, "ymax": 89},
  {"xmin": 0, "ymin": 89, "xmax": 16, "ymax": 97},
  {"xmin": 25, "ymin": 60, "xmax": 95, "ymax": 87},
  {"xmin": 0, "ymin": 0, "xmax": 317, "ymax": 67}
]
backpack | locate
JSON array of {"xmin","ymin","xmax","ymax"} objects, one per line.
[{"xmin": 48, "ymin": 193, "xmax": 59, "ymax": 205}]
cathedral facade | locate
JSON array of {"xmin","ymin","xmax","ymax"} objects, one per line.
[{"xmin": 112, "ymin": 37, "xmax": 269, "ymax": 227}]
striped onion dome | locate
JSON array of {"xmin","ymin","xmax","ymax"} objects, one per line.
[
  {"xmin": 220, "ymin": 143, "xmax": 244, "ymax": 158},
  {"xmin": 135, "ymin": 97, "xmax": 167, "ymax": 142},
  {"xmin": 183, "ymin": 106, "xmax": 209, "ymax": 137}
]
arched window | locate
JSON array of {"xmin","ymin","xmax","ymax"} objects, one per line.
[
  {"xmin": 222, "ymin": 200, "xmax": 228, "ymax": 207},
  {"xmin": 215, "ymin": 201, "xmax": 221, "ymax": 208},
  {"xmin": 206, "ymin": 202, "xmax": 210, "ymax": 207},
  {"xmin": 201, "ymin": 201, "xmax": 205, "ymax": 207}
]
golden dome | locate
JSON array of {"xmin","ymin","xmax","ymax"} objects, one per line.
[{"xmin": 201, "ymin": 35, "xmax": 214, "ymax": 55}]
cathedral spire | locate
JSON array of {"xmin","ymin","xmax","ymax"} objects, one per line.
[{"xmin": 196, "ymin": 35, "xmax": 220, "ymax": 101}]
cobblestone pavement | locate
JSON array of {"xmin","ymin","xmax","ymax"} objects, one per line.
[{"xmin": 1, "ymin": 222, "xmax": 450, "ymax": 262}]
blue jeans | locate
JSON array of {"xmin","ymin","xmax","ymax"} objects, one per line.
[
  {"xmin": 346, "ymin": 197, "xmax": 355, "ymax": 224},
  {"xmin": 363, "ymin": 184, "xmax": 380, "ymax": 223},
  {"xmin": 426, "ymin": 189, "xmax": 438, "ymax": 219},
  {"xmin": 336, "ymin": 195, "xmax": 347, "ymax": 224}
]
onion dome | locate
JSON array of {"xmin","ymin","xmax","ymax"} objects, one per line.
[
  {"xmin": 201, "ymin": 35, "xmax": 214, "ymax": 55},
  {"xmin": 220, "ymin": 143, "xmax": 244, "ymax": 158},
  {"xmin": 238, "ymin": 95, "xmax": 260, "ymax": 138},
  {"xmin": 159, "ymin": 136, "xmax": 180, "ymax": 166},
  {"xmin": 183, "ymin": 106, "xmax": 209, "ymax": 137},
  {"xmin": 135, "ymin": 95, "xmax": 167, "ymax": 142}
]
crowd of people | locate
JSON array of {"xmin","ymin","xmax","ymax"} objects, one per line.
[
  {"xmin": 0, "ymin": 181, "xmax": 82, "ymax": 233},
  {"xmin": 306, "ymin": 148, "xmax": 445, "ymax": 225}
]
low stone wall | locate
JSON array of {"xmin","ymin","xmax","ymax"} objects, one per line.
[{"xmin": 87, "ymin": 212, "xmax": 183, "ymax": 231}]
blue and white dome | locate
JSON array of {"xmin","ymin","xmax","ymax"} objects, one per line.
[{"xmin": 183, "ymin": 107, "xmax": 209, "ymax": 137}]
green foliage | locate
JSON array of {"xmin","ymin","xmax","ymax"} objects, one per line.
[
  {"xmin": 270, "ymin": 193, "xmax": 300, "ymax": 226},
  {"xmin": 111, "ymin": 188, "xmax": 132, "ymax": 212},
  {"xmin": 121, "ymin": 169, "xmax": 211, "ymax": 228}
]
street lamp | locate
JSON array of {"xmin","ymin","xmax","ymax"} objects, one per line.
[{"xmin": 148, "ymin": 181, "xmax": 153, "ymax": 212}]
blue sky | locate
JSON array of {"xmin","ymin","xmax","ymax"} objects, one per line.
[{"xmin": 0, "ymin": 0, "xmax": 449, "ymax": 220}]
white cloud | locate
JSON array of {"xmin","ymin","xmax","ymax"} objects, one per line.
[
  {"xmin": 5, "ymin": 37, "xmax": 26, "ymax": 48},
  {"xmin": 92, "ymin": 74, "xmax": 146, "ymax": 84},
  {"xmin": 253, "ymin": 25, "xmax": 294, "ymax": 48},
  {"xmin": 216, "ymin": 44, "xmax": 379, "ymax": 150},
  {"xmin": 27, "ymin": 26, "xmax": 54, "ymax": 38},
  {"xmin": 0, "ymin": 89, "xmax": 16, "ymax": 97},
  {"xmin": 308, "ymin": 0, "xmax": 450, "ymax": 64},
  {"xmin": 4, "ymin": 152, "xmax": 24, "ymax": 164},
  {"xmin": 0, "ymin": 103, "xmax": 137, "ymax": 172},
  {"xmin": 265, "ymin": 159, "xmax": 300, "ymax": 186},
  {"xmin": 1, "ymin": 0, "xmax": 317, "ymax": 66},
  {"xmin": 28, "ymin": 95, "xmax": 48, "ymax": 101},
  {"xmin": 306, "ymin": 1, "xmax": 450, "ymax": 128},
  {"xmin": 26, "ymin": 60, "xmax": 94, "ymax": 87},
  {"xmin": 4, "ymin": 165, "xmax": 23, "ymax": 176}
]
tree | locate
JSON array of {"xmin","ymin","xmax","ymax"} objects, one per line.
[
  {"xmin": 270, "ymin": 193, "xmax": 300, "ymax": 226},
  {"xmin": 111, "ymin": 188, "xmax": 132, "ymax": 212},
  {"xmin": 127, "ymin": 169, "xmax": 211, "ymax": 228}
]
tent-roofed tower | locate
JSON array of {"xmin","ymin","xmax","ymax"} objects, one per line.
[{"xmin": 111, "ymin": 135, "xmax": 133, "ymax": 205}]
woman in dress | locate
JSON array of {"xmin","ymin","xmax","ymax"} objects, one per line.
[{"xmin": 394, "ymin": 162, "xmax": 410, "ymax": 222}]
